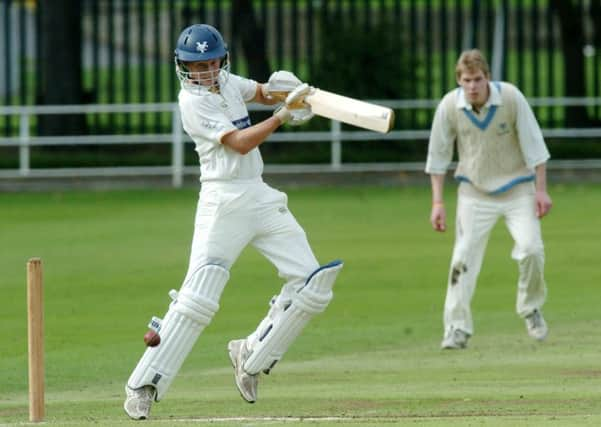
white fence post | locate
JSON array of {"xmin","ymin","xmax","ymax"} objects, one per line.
[
  {"xmin": 19, "ymin": 113, "xmax": 30, "ymax": 176},
  {"xmin": 171, "ymin": 105, "xmax": 183, "ymax": 188},
  {"xmin": 331, "ymin": 120, "xmax": 341, "ymax": 170}
]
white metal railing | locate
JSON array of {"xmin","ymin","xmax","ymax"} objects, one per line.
[{"xmin": 1, "ymin": 98, "xmax": 601, "ymax": 187}]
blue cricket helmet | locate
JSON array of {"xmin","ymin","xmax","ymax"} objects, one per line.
[
  {"xmin": 174, "ymin": 24, "xmax": 228, "ymax": 62},
  {"xmin": 174, "ymin": 24, "xmax": 231, "ymax": 94}
]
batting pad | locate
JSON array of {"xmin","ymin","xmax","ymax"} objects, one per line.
[
  {"xmin": 127, "ymin": 264, "xmax": 229, "ymax": 400},
  {"xmin": 243, "ymin": 260, "xmax": 343, "ymax": 375}
]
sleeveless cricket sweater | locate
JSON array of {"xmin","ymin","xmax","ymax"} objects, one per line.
[{"xmin": 450, "ymin": 82, "xmax": 534, "ymax": 194}]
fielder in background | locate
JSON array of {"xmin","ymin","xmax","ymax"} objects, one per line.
[
  {"xmin": 123, "ymin": 24, "xmax": 343, "ymax": 420},
  {"xmin": 425, "ymin": 49, "xmax": 552, "ymax": 350}
]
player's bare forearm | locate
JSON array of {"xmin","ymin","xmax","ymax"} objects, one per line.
[
  {"xmin": 430, "ymin": 174, "xmax": 446, "ymax": 204},
  {"xmin": 429, "ymin": 174, "xmax": 447, "ymax": 232},
  {"xmin": 534, "ymin": 163, "xmax": 553, "ymax": 218},
  {"xmin": 534, "ymin": 163, "xmax": 547, "ymax": 193},
  {"xmin": 221, "ymin": 117, "xmax": 282, "ymax": 155}
]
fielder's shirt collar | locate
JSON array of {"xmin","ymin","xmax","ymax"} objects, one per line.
[{"xmin": 456, "ymin": 81, "xmax": 503, "ymax": 111}]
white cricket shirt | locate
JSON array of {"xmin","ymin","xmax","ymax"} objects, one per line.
[{"xmin": 178, "ymin": 73, "xmax": 263, "ymax": 182}]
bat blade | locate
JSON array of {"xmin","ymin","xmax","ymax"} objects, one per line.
[{"xmin": 305, "ymin": 89, "xmax": 395, "ymax": 134}]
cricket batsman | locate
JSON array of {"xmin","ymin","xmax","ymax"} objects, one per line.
[{"xmin": 123, "ymin": 23, "xmax": 343, "ymax": 419}]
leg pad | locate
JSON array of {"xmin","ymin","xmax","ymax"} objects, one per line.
[
  {"xmin": 243, "ymin": 260, "xmax": 343, "ymax": 374},
  {"xmin": 126, "ymin": 264, "xmax": 229, "ymax": 400}
]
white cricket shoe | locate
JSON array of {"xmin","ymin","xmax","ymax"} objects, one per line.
[
  {"xmin": 525, "ymin": 309, "xmax": 548, "ymax": 341},
  {"xmin": 441, "ymin": 328, "xmax": 470, "ymax": 349},
  {"xmin": 124, "ymin": 385, "xmax": 156, "ymax": 420},
  {"xmin": 228, "ymin": 339, "xmax": 258, "ymax": 403}
]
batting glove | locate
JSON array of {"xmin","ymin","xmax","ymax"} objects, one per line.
[
  {"xmin": 287, "ymin": 108, "xmax": 314, "ymax": 126},
  {"xmin": 263, "ymin": 70, "xmax": 303, "ymax": 96},
  {"xmin": 285, "ymin": 83, "xmax": 312, "ymax": 106},
  {"xmin": 283, "ymin": 83, "xmax": 314, "ymax": 126},
  {"xmin": 273, "ymin": 105, "xmax": 292, "ymax": 124}
]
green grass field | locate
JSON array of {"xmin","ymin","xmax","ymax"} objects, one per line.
[{"xmin": 1, "ymin": 184, "xmax": 600, "ymax": 426}]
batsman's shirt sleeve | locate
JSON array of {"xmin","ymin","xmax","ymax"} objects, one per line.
[
  {"xmin": 426, "ymin": 92, "xmax": 456, "ymax": 174},
  {"xmin": 229, "ymin": 74, "xmax": 259, "ymax": 103},
  {"xmin": 178, "ymin": 91, "xmax": 237, "ymax": 146},
  {"xmin": 513, "ymin": 86, "xmax": 550, "ymax": 168}
]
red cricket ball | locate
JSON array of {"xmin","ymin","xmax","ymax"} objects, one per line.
[{"xmin": 143, "ymin": 330, "xmax": 161, "ymax": 347}]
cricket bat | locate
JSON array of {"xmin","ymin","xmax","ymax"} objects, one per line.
[{"xmin": 269, "ymin": 88, "xmax": 395, "ymax": 134}]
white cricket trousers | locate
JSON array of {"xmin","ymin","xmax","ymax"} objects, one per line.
[
  {"xmin": 443, "ymin": 183, "xmax": 547, "ymax": 336},
  {"xmin": 185, "ymin": 177, "xmax": 320, "ymax": 320}
]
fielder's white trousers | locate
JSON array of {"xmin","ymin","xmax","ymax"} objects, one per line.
[
  {"xmin": 186, "ymin": 178, "xmax": 320, "ymax": 337},
  {"xmin": 443, "ymin": 183, "xmax": 547, "ymax": 336}
]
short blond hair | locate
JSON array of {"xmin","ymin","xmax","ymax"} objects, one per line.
[{"xmin": 455, "ymin": 49, "xmax": 491, "ymax": 80}]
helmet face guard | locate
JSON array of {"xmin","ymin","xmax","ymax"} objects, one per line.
[
  {"xmin": 174, "ymin": 24, "xmax": 230, "ymax": 94},
  {"xmin": 175, "ymin": 55, "xmax": 230, "ymax": 94}
]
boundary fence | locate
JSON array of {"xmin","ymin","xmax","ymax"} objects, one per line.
[
  {"xmin": 1, "ymin": 98, "xmax": 601, "ymax": 188},
  {"xmin": 2, "ymin": 1, "xmax": 601, "ymax": 134}
]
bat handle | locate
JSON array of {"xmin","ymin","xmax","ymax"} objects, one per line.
[{"xmin": 267, "ymin": 91, "xmax": 307, "ymax": 110}]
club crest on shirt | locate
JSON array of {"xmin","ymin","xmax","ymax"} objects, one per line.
[{"xmin": 496, "ymin": 122, "xmax": 510, "ymax": 135}]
